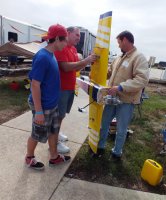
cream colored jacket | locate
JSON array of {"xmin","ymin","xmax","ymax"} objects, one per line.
[{"xmin": 108, "ymin": 47, "xmax": 149, "ymax": 104}]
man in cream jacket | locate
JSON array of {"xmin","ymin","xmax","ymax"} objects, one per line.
[{"xmin": 95, "ymin": 30, "xmax": 149, "ymax": 159}]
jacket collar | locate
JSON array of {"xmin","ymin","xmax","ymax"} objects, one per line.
[
  {"xmin": 125, "ymin": 46, "xmax": 137, "ymax": 57},
  {"xmin": 120, "ymin": 46, "xmax": 137, "ymax": 58}
]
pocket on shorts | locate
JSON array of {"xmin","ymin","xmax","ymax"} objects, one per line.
[{"xmin": 32, "ymin": 122, "xmax": 48, "ymax": 143}]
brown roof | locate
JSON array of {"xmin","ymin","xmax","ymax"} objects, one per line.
[{"xmin": 0, "ymin": 42, "xmax": 41, "ymax": 58}]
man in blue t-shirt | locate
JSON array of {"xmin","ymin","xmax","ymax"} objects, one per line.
[{"xmin": 25, "ymin": 24, "xmax": 71, "ymax": 170}]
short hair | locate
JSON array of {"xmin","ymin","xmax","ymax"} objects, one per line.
[
  {"xmin": 67, "ymin": 26, "xmax": 79, "ymax": 32},
  {"xmin": 116, "ymin": 31, "xmax": 134, "ymax": 44}
]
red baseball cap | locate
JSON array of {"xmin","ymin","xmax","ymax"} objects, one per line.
[{"xmin": 43, "ymin": 24, "xmax": 68, "ymax": 40}]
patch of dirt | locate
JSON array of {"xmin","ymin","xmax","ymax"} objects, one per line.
[
  {"xmin": 0, "ymin": 109, "xmax": 25, "ymax": 125},
  {"xmin": 147, "ymin": 83, "xmax": 166, "ymax": 95}
]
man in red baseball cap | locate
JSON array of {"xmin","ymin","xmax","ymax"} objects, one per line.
[{"xmin": 25, "ymin": 24, "xmax": 71, "ymax": 170}]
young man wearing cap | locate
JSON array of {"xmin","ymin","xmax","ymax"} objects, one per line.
[
  {"xmin": 25, "ymin": 24, "xmax": 71, "ymax": 170},
  {"xmin": 54, "ymin": 26, "xmax": 97, "ymax": 153}
]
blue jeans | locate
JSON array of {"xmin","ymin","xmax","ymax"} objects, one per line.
[{"xmin": 98, "ymin": 103, "xmax": 134, "ymax": 156}]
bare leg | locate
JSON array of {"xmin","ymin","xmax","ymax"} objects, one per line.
[
  {"xmin": 58, "ymin": 118, "xmax": 63, "ymax": 130},
  {"xmin": 26, "ymin": 136, "xmax": 38, "ymax": 157},
  {"xmin": 48, "ymin": 133, "xmax": 59, "ymax": 159}
]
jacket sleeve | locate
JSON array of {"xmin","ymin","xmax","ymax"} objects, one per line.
[{"xmin": 120, "ymin": 54, "xmax": 149, "ymax": 92}]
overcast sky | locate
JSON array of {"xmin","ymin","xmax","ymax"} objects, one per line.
[{"xmin": 1, "ymin": 0, "xmax": 166, "ymax": 62}]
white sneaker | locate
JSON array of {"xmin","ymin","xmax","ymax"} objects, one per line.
[
  {"xmin": 57, "ymin": 142, "xmax": 70, "ymax": 154},
  {"xmin": 58, "ymin": 132, "xmax": 68, "ymax": 142}
]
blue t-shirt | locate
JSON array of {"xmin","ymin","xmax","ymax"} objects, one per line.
[{"xmin": 29, "ymin": 48, "xmax": 60, "ymax": 110}]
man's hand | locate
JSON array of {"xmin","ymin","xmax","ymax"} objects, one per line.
[
  {"xmin": 85, "ymin": 53, "xmax": 99, "ymax": 64},
  {"xmin": 108, "ymin": 86, "xmax": 119, "ymax": 96},
  {"xmin": 34, "ymin": 113, "xmax": 45, "ymax": 125}
]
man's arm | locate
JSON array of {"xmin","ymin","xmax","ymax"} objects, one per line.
[
  {"xmin": 59, "ymin": 54, "xmax": 97, "ymax": 72},
  {"xmin": 107, "ymin": 54, "xmax": 149, "ymax": 95},
  {"xmin": 120, "ymin": 54, "xmax": 149, "ymax": 92},
  {"xmin": 31, "ymin": 79, "xmax": 44, "ymax": 124}
]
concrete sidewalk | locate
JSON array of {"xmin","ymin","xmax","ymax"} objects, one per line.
[{"xmin": 0, "ymin": 90, "xmax": 165, "ymax": 200}]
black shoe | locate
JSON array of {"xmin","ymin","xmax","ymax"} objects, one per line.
[
  {"xmin": 91, "ymin": 148, "xmax": 105, "ymax": 158},
  {"xmin": 25, "ymin": 156, "xmax": 45, "ymax": 170}
]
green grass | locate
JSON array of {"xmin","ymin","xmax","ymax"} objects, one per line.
[{"xmin": 66, "ymin": 87, "xmax": 166, "ymax": 194}]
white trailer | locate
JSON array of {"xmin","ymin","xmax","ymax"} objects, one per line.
[
  {"xmin": 0, "ymin": 15, "xmax": 47, "ymax": 45},
  {"xmin": 76, "ymin": 27, "xmax": 96, "ymax": 58}
]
